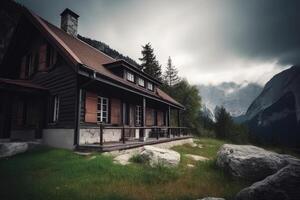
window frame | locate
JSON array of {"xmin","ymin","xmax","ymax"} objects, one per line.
[
  {"xmin": 126, "ymin": 71, "xmax": 135, "ymax": 82},
  {"xmin": 147, "ymin": 82, "xmax": 154, "ymax": 91},
  {"xmin": 97, "ymin": 96, "xmax": 109, "ymax": 124},
  {"xmin": 138, "ymin": 77, "xmax": 145, "ymax": 87},
  {"xmin": 135, "ymin": 105, "xmax": 142, "ymax": 126},
  {"xmin": 49, "ymin": 95, "xmax": 59, "ymax": 124}
]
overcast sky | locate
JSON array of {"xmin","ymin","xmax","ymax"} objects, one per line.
[{"xmin": 17, "ymin": 0, "xmax": 300, "ymax": 85}]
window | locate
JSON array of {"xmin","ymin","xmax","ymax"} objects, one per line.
[
  {"xmin": 49, "ymin": 96, "xmax": 59, "ymax": 123},
  {"xmin": 135, "ymin": 105, "xmax": 142, "ymax": 125},
  {"xmin": 147, "ymin": 82, "xmax": 154, "ymax": 91},
  {"xmin": 24, "ymin": 51, "xmax": 39, "ymax": 78},
  {"xmin": 46, "ymin": 45, "xmax": 57, "ymax": 68},
  {"xmin": 138, "ymin": 77, "xmax": 145, "ymax": 87},
  {"xmin": 126, "ymin": 71, "xmax": 134, "ymax": 82},
  {"xmin": 97, "ymin": 96, "xmax": 109, "ymax": 123}
]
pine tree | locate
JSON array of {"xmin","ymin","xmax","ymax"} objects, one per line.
[
  {"xmin": 163, "ymin": 56, "xmax": 180, "ymax": 86},
  {"xmin": 214, "ymin": 106, "xmax": 233, "ymax": 139},
  {"xmin": 139, "ymin": 43, "xmax": 162, "ymax": 80}
]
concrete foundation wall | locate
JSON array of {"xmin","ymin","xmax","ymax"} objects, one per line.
[
  {"xmin": 42, "ymin": 129, "xmax": 75, "ymax": 149},
  {"xmin": 79, "ymin": 128, "xmax": 122, "ymax": 144},
  {"xmin": 11, "ymin": 130, "xmax": 35, "ymax": 140}
]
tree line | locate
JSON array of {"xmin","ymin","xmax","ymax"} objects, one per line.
[
  {"xmin": 139, "ymin": 42, "xmax": 249, "ymax": 143},
  {"xmin": 139, "ymin": 42, "xmax": 202, "ymax": 135}
]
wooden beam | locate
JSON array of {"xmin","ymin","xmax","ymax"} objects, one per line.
[
  {"xmin": 141, "ymin": 97, "xmax": 146, "ymax": 140},
  {"xmin": 168, "ymin": 106, "xmax": 171, "ymax": 137}
]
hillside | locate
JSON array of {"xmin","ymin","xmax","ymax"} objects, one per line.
[
  {"xmin": 78, "ymin": 35, "xmax": 139, "ymax": 67},
  {"xmin": 244, "ymin": 66, "xmax": 300, "ymax": 147}
]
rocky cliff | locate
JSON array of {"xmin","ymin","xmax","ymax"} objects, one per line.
[{"xmin": 244, "ymin": 66, "xmax": 300, "ymax": 147}]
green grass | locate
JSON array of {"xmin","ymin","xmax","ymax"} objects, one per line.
[{"xmin": 0, "ymin": 138, "xmax": 251, "ymax": 200}]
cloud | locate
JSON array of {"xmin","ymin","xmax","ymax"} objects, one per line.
[{"xmin": 18, "ymin": 0, "xmax": 300, "ymax": 85}]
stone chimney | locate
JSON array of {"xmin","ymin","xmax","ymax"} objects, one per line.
[{"xmin": 60, "ymin": 8, "xmax": 79, "ymax": 37}]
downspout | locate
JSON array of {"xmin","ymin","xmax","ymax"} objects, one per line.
[{"xmin": 74, "ymin": 68, "xmax": 97, "ymax": 147}]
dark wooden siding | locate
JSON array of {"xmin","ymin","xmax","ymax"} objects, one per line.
[{"xmin": 31, "ymin": 60, "xmax": 77, "ymax": 128}]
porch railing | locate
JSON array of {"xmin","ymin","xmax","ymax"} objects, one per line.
[{"xmin": 98, "ymin": 124, "xmax": 190, "ymax": 145}]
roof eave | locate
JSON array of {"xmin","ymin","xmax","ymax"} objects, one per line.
[{"xmin": 78, "ymin": 65, "xmax": 183, "ymax": 109}]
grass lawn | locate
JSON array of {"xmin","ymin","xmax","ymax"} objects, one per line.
[{"xmin": 0, "ymin": 138, "xmax": 251, "ymax": 200}]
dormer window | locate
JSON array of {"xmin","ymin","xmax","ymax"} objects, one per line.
[
  {"xmin": 138, "ymin": 77, "xmax": 145, "ymax": 87},
  {"xmin": 126, "ymin": 71, "xmax": 134, "ymax": 82},
  {"xmin": 147, "ymin": 82, "xmax": 154, "ymax": 91}
]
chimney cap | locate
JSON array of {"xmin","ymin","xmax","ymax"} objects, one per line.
[{"xmin": 60, "ymin": 8, "xmax": 79, "ymax": 19}]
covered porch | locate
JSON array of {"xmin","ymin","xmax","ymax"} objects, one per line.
[
  {"xmin": 77, "ymin": 76, "xmax": 190, "ymax": 150},
  {"xmin": 0, "ymin": 78, "xmax": 48, "ymax": 141}
]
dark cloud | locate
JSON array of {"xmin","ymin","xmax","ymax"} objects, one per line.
[
  {"xmin": 16, "ymin": 0, "xmax": 300, "ymax": 84},
  {"xmin": 221, "ymin": 0, "xmax": 300, "ymax": 65}
]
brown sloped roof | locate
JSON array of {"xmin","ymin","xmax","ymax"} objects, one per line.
[{"xmin": 25, "ymin": 9, "xmax": 184, "ymax": 109}]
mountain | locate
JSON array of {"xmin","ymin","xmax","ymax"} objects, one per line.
[
  {"xmin": 244, "ymin": 66, "xmax": 300, "ymax": 147},
  {"xmin": 198, "ymin": 82, "xmax": 263, "ymax": 117},
  {"xmin": 78, "ymin": 35, "xmax": 139, "ymax": 67}
]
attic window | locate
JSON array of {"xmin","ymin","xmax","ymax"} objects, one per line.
[
  {"xmin": 126, "ymin": 71, "xmax": 134, "ymax": 82},
  {"xmin": 147, "ymin": 82, "xmax": 154, "ymax": 91},
  {"xmin": 46, "ymin": 45, "xmax": 57, "ymax": 68},
  {"xmin": 138, "ymin": 77, "xmax": 145, "ymax": 87}
]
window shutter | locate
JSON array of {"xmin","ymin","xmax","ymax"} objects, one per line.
[
  {"xmin": 85, "ymin": 91, "xmax": 97, "ymax": 123},
  {"xmin": 38, "ymin": 44, "xmax": 47, "ymax": 71},
  {"xmin": 20, "ymin": 56, "xmax": 26, "ymax": 79},
  {"xmin": 157, "ymin": 111, "xmax": 164, "ymax": 126},
  {"xmin": 110, "ymin": 98, "xmax": 121, "ymax": 125}
]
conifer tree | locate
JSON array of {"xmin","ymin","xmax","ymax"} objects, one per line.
[
  {"xmin": 163, "ymin": 56, "xmax": 180, "ymax": 86},
  {"xmin": 139, "ymin": 43, "xmax": 162, "ymax": 80}
]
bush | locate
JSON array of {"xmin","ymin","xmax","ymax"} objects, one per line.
[{"xmin": 129, "ymin": 154, "xmax": 149, "ymax": 164}]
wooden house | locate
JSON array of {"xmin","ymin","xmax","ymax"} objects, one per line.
[{"xmin": 0, "ymin": 8, "xmax": 189, "ymax": 150}]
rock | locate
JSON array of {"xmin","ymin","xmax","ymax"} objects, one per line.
[
  {"xmin": 198, "ymin": 144, "xmax": 204, "ymax": 148},
  {"xmin": 0, "ymin": 142, "xmax": 28, "ymax": 158},
  {"xmin": 216, "ymin": 144, "xmax": 297, "ymax": 181},
  {"xmin": 113, "ymin": 153, "xmax": 132, "ymax": 165},
  {"xmin": 190, "ymin": 143, "xmax": 198, "ymax": 147},
  {"xmin": 140, "ymin": 145, "xmax": 180, "ymax": 167},
  {"xmin": 187, "ymin": 164, "xmax": 195, "ymax": 168},
  {"xmin": 186, "ymin": 154, "xmax": 209, "ymax": 161},
  {"xmin": 197, "ymin": 197, "xmax": 225, "ymax": 200},
  {"xmin": 236, "ymin": 162, "xmax": 300, "ymax": 200}
]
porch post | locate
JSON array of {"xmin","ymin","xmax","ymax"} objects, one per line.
[
  {"xmin": 122, "ymin": 102, "xmax": 126, "ymax": 143},
  {"xmin": 168, "ymin": 105, "xmax": 171, "ymax": 137},
  {"xmin": 99, "ymin": 123, "xmax": 103, "ymax": 146},
  {"xmin": 177, "ymin": 109, "xmax": 181, "ymax": 136},
  {"xmin": 141, "ymin": 97, "xmax": 146, "ymax": 141}
]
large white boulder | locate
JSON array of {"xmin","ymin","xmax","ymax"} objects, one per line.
[
  {"xmin": 140, "ymin": 145, "xmax": 180, "ymax": 167},
  {"xmin": 0, "ymin": 142, "xmax": 28, "ymax": 158},
  {"xmin": 236, "ymin": 162, "xmax": 300, "ymax": 200},
  {"xmin": 216, "ymin": 144, "xmax": 297, "ymax": 181}
]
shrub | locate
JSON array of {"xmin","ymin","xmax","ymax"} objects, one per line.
[{"xmin": 129, "ymin": 154, "xmax": 149, "ymax": 164}]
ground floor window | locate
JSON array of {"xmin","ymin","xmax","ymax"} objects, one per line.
[
  {"xmin": 97, "ymin": 96, "xmax": 109, "ymax": 123},
  {"xmin": 49, "ymin": 96, "xmax": 59, "ymax": 123}
]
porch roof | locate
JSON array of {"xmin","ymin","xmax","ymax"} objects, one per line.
[
  {"xmin": 20, "ymin": 8, "xmax": 184, "ymax": 109},
  {"xmin": 0, "ymin": 78, "xmax": 48, "ymax": 92}
]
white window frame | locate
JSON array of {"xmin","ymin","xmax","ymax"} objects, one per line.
[
  {"xmin": 135, "ymin": 105, "xmax": 142, "ymax": 125},
  {"xmin": 97, "ymin": 96, "xmax": 109, "ymax": 123},
  {"xmin": 147, "ymin": 82, "xmax": 154, "ymax": 91},
  {"xmin": 53, "ymin": 96, "xmax": 60, "ymax": 122},
  {"xmin": 126, "ymin": 71, "xmax": 135, "ymax": 82},
  {"xmin": 138, "ymin": 77, "xmax": 145, "ymax": 87}
]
